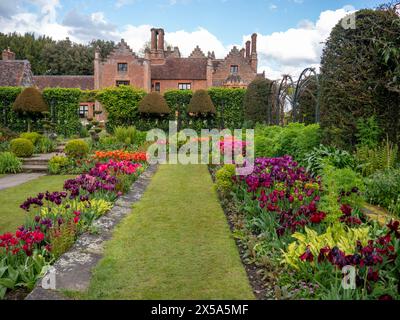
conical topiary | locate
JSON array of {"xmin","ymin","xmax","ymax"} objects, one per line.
[
  {"xmin": 138, "ymin": 92, "xmax": 171, "ymax": 114},
  {"xmin": 187, "ymin": 89, "xmax": 216, "ymax": 114},
  {"xmin": 13, "ymin": 87, "xmax": 48, "ymax": 113}
]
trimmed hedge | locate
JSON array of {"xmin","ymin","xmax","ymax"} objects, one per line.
[{"xmin": 0, "ymin": 87, "xmax": 82, "ymax": 136}]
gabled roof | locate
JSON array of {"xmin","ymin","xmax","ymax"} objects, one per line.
[
  {"xmin": 151, "ymin": 58, "xmax": 208, "ymax": 80},
  {"xmin": 33, "ymin": 75, "xmax": 94, "ymax": 90},
  {"xmin": 188, "ymin": 46, "xmax": 206, "ymax": 59},
  {"xmin": 0, "ymin": 60, "xmax": 34, "ymax": 87}
]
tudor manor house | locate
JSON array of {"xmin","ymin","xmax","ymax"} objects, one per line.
[{"xmin": 0, "ymin": 28, "xmax": 263, "ymax": 120}]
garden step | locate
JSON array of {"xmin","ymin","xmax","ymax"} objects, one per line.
[
  {"xmin": 22, "ymin": 159, "xmax": 50, "ymax": 166},
  {"xmin": 21, "ymin": 164, "xmax": 48, "ymax": 173}
]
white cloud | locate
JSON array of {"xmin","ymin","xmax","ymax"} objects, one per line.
[{"xmin": 249, "ymin": 6, "xmax": 356, "ymax": 80}]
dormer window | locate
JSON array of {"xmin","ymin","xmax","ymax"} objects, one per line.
[
  {"xmin": 118, "ymin": 63, "xmax": 128, "ymax": 72},
  {"xmin": 230, "ymin": 65, "xmax": 239, "ymax": 74}
]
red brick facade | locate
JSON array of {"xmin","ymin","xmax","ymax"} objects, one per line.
[{"xmin": 95, "ymin": 28, "xmax": 259, "ymax": 94}]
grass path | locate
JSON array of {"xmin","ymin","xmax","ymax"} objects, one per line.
[
  {"xmin": 0, "ymin": 175, "xmax": 75, "ymax": 234},
  {"xmin": 85, "ymin": 164, "xmax": 254, "ymax": 300}
]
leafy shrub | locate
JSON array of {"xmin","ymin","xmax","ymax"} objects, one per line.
[
  {"xmin": 35, "ymin": 136, "xmax": 56, "ymax": 154},
  {"xmin": 0, "ymin": 141, "xmax": 10, "ymax": 153},
  {"xmin": 365, "ymin": 168, "xmax": 400, "ymax": 217},
  {"xmin": 255, "ymin": 123, "xmax": 321, "ymax": 160},
  {"xmin": 138, "ymin": 92, "xmax": 171, "ymax": 114},
  {"xmin": 0, "ymin": 152, "xmax": 22, "ymax": 174},
  {"xmin": 114, "ymin": 126, "xmax": 137, "ymax": 145},
  {"xmin": 319, "ymin": 165, "xmax": 365, "ymax": 222},
  {"xmin": 303, "ymin": 144, "xmax": 356, "ymax": 176},
  {"xmin": 355, "ymin": 139, "xmax": 398, "ymax": 176},
  {"xmin": 10, "ymin": 138, "xmax": 34, "ymax": 157},
  {"xmin": 49, "ymin": 220, "xmax": 77, "ymax": 259},
  {"xmin": 215, "ymin": 164, "xmax": 236, "ymax": 194},
  {"xmin": 64, "ymin": 139, "xmax": 89, "ymax": 159},
  {"xmin": 48, "ymin": 155, "xmax": 69, "ymax": 174},
  {"xmin": 19, "ymin": 132, "xmax": 42, "ymax": 145},
  {"xmin": 187, "ymin": 89, "xmax": 216, "ymax": 114},
  {"xmin": 13, "ymin": 87, "xmax": 48, "ymax": 113}
]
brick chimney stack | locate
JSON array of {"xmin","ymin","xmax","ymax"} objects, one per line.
[
  {"xmin": 245, "ymin": 41, "xmax": 251, "ymax": 59},
  {"xmin": 2, "ymin": 47, "xmax": 15, "ymax": 60},
  {"xmin": 151, "ymin": 28, "xmax": 157, "ymax": 50},
  {"xmin": 251, "ymin": 33, "xmax": 258, "ymax": 71},
  {"xmin": 157, "ymin": 28, "xmax": 165, "ymax": 51},
  {"xmin": 251, "ymin": 33, "xmax": 257, "ymax": 55}
]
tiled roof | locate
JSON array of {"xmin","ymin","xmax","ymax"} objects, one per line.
[
  {"xmin": 33, "ymin": 75, "xmax": 95, "ymax": 90},
  {"xmin": 151, "ymin": 58, "xmax": 207, "ymax": 80},
  {"xmin": 0, "ymin": 60, "xmax": 34, "ymax": 87}
]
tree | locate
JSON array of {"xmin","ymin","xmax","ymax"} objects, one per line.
[
  {"xmin": 243, "ymin": 77, "xmax": 273, "ymax": 125},
  {"xmin": 297, "ymin": 76, "xmax": 318, "ymax": 125},
  {"xmin": 187, "ymin": 90, "xmax": 216, "ymax": 115},
  {"xmin": 320, "ymin": 7, "xmax": 400, "ymax": 149},
  {"xmin": 138, "ymin": 92, "xmax": 171, "ymax": 114},
  {"xmin": 13, "ymin": 87, "xmax": 48, "ymax": 132}
]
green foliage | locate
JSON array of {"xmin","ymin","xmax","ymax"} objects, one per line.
[
  {"xmin": 49, "ymin": 220, "xmax": 77, "ymax": 259},
  {"xmin": 96, "ymin": 86, "xmax": 146, "ymax": 130},
  {"xmin": 215, "ymin": 164, "xmax": 236, "ymax": 194},
  {"xmin": 319, "ymin": 165, "xmax": 365, "ymax": 222},
  {"xmin": 138, "ymin": 92, "xmax": 171, "ymax": 114},
  {"xmin": 0, "ymin": 33, "xmax": 115, "ymax": 75},
  {"xmin": 19, "ymin": 132, "xmax": 42, "ymax": 145},
  {"xmin": 320, "ymin": 8, "xmax": 400, "ymax": 147},
  {"xmin": 356, "ymin": 116, "xmax": 381, "ymax": 148},
  {"xmin": 243, "ymin": 77, "xmax": 273, "ymax": 124},
  {"xmin": 187, "ymin": 90, "xmax": 216, "ymax": 114},
  {"xmin": 0, "ymin": 152, "xmax": 22, "ymax": 174},
  {"xmin": 114, "ymin": 126, "xmax": 137, "ymax": 145},
  {"xmin": 365, "ymin": 168, "xmax": 400, "ymax": 217},
  {"xmin": 42, "ymin": 88, "xmax": 82, "ymax": 137},
  {"xmin": 64, "ymin": 139, "xmax": 89, "ymax": 159},
  {"xmin": 254, "ymin": 123, "xmax": 321, "ymax": 160},
  {"xmin": 48, "ymin": 155, "xmax": 69, "ymax": 174},
  {"xmin": 303, "ymin": 144, "xmax": 356, "ymax": 176},
  {"xmin": 297, "ymin": 76, "xmax": 318, "ymax": 124},
  {"xmin": 13, "ymin": 87, "xmax": 48, "ymax": 114},
  {"xmin": 355, "ymin": 139, "xmax": 398, "ymax": 176},
  {"xmin": 10, "ymin": 138, "xmax": 34, "ymax": 157}
]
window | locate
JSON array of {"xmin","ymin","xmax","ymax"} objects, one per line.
[
  {"xmin": 117, "ymin": 63, "xmax": 128, "ymax": 72},
  {"xmin": 178, "ymin": 83, "xmax": 191, "ymax": 90},
  {"xmin": 154, "ymin": 82, "xmax": 161, "ymax": 92},
  {"xmin": 79, "ymin": 105, "xmax": 88, "ymax": 118},
  {"xmin": 116, "ymin": 80, "xmax": 130, "ymax": 87},
  {"xmin": 230, "ymin": 65, "xmax": 239, "ymax": 74}
]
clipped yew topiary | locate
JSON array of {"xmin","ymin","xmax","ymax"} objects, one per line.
[
  {"xmin": 10, "ymin": 138, "xmax": 34, "ymax": 157},
  {"xmin": 243, "ymin": 77, "xmax": 273, "ymax": 125},
  {"xmin": 65, "ymin": 139, "xmax": 89, "ymax": 159},
  {"xmin": 187, "ymin": 89, "xmax": 216, "ymax": 115},
  {"xmin": 138, "ymin": 92, "xmax": 171, "ymax": 114},
  {"xmin": 13, "ymin": 87, "xmax": 48, "ymax": 132}
]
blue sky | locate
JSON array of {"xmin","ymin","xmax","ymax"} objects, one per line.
[
  {"xmin": 55, "ymin": 0, "xmax": 383, "ymax": 45},
  {"xmin": 0, "ymin": 0, "xmax": 387, "ymax": 78}
]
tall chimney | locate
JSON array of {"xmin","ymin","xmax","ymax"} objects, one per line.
[
  {"xmin": 2, "ymin": 47, "xmax": 15, "ymax": 60},
  {"xmin": 245, "ymin": 41, "xmax": 251, "ymax": 58},
  {"xmin": 151, "ymin": 28, "xmax": 157, "ymax": 51},
  {"xmin": 251, "ymin": 33, "xmax": 257, "ymax": 55},
  {"xmin": 157, "ymin": 28, "xmax": 165, "ymax": 51}
]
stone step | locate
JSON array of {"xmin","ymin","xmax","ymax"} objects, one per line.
[
  {"xmin": 23, "ymin": 159, "xmax": 49, "ymax": 166},
  {"xmin": 22, "ymin": 164, "xmax": 48, "ymax": 173}
]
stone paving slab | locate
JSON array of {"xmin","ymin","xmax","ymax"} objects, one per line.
[
  {"xmin": 25, "ymin": 165, "xmax": 158, "ymax": 300},
  {"xmin": 0, "ymin": 173, "xmax": 46, "ymax": 190}
]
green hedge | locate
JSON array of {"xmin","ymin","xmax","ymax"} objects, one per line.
[{"xmin": 0, "ymin": 87, "xmax": 82, "ymax": 137}]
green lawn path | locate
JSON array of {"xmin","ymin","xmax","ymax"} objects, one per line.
[
  {"xmin": 0, "ymin": 175, "xmax": 75, "ymax": 234},
  {"xmin": 85, "ymin": 164, "xmax": 254, "ymax": 300}
]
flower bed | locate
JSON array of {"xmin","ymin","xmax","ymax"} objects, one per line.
[
  {"xmin": 216, "ymin": 156, "xmax": 400, "ymax": 300},
  {"xmin": 0, "ymin": 158, "xmax": 146, "ymax": 299},
  {"xmin": 94, "ymin": 150, "xmax": 148, "ymax": 162}
]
